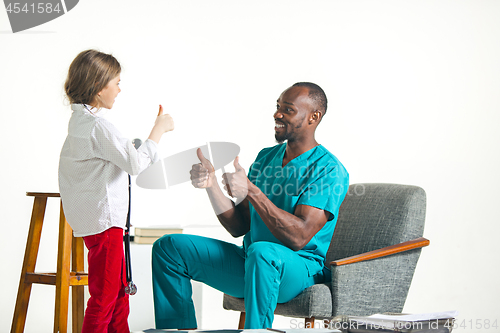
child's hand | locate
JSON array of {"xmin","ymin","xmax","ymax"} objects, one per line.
[
  {"xmin": 148, "ymin": 105, "xmax": 174, "ymax": 143},
  {"xmin": 154, "ymin": 105, "xmax": 174, "ymax": 133}
]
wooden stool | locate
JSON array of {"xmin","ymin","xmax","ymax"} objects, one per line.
[{"xmin": 11, "ymin": 192, "xmax": 88, "ymax": 333}]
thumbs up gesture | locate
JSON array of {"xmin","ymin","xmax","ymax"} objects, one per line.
[
  {"xmin": 154, "ymin": 105, "xmax": 175, "ymax": 133},
  {"xmin": 222, "ymin": 156, "xmax": 248, "ymax": 201},
  {"xmin": 190, "ymin": 148, "xmax": 216, "ymax": 188}
]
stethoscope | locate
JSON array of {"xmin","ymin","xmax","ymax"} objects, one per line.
[
  {"xmin": 84, "ymin": 104, "xmax": 97, "ymax": 115},
  {"xmin": 124, "ymin": 174, "xmax": 137, "ymax": 295}
]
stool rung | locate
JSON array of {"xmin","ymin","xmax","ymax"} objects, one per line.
[
  {"xmin": 25, "ymin": 272, "xmax": 56, "ymax": 285},
  {"xmin": 26, "ymin": 192, "xmax": 60, "ymax": 197},
  {"xmin": 25, "ymin": 272, "xmax": 89, "ymax": 286},
  {"xmin": 70, "ymin": 273, "xmax": 89, "ymax": 285}
]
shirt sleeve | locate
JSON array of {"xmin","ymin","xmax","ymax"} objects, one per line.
[
  {"xmin": 296, "ymin": 164, "xmax": 349, "ymax": 221},
  {"xmin": 91, "ymin": 118, "xmax": 158, "ymax": 175}
]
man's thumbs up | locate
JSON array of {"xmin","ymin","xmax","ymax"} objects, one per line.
[
  {"xmin": 233, "ymin": 156, "xmax": 244, "ymax": 172},
  {"xmin": 190, "ymin": 148, "xmax": 215, "ymax": 189},
  {"xmin": 221, "ymin": 156, "xmax": 248, "ymax": 202},
  {"xmin": 197, "ymin": 148, "xmax": 215, "ymax": 173}
]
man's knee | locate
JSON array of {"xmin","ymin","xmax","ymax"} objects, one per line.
[
  {"xmin": 246, "ymin": 241, "xmax": 285, "ymax": 268},
  {"xmin": 152, "ymin": 233, "xmax": 187, "ymax": 262}
]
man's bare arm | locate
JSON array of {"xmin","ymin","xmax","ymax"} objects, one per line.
[
  {"xmin": 190, "ymin": 148, "xmax": 250, "ymax": 237},
  {"xmin": 222, "ymin": 158, "xmax": 329, "ymax": 251},
  {"xmin": 246, "ymin": 183, "xmax": 329, "ymax": 250}
]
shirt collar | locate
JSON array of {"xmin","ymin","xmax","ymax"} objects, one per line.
[{"xmin": 71, "ymin": 104, "xmax": 105, "ymax": 117}]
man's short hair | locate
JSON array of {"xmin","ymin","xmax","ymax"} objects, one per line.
[{"xmin": 292, "ymin": 82, "xmax": 327, "ymax": 115}]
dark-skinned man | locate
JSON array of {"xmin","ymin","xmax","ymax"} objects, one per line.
[{"xmin": 152, "ymin": 82, "xmax": 349, "ymax": 329}]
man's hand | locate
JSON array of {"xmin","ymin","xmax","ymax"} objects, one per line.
[
  {"xmin": 190, "ymin": 148, "xmax": 216, "ymax": 189},
  {"xmin": 190, "ymin": 150, "xmax": 250, "ymax": 237},
  {"xmin": 222, "ymin": 156, "xmax": 248, "ymax": 202}
]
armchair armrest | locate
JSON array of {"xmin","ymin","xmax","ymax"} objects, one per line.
[{"xmin": 330, "ymin": 237, "xmax": 430, "ymax": 267}]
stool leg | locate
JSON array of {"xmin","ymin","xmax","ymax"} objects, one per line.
[
  {"xmin": 11, "ymin": 196, "xmax": 48, "ymax": 333},
  {"xmin": 71, "ymin": 236, "xmax": 85, "ymax": 333},
  {"xmin": 54, "ymin": 202, "xmax": 72, "ymax": 333}
]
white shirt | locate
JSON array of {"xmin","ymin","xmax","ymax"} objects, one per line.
[{"xmin": 58, "ymin": 104, "xmax": 159, "ymax": 237}]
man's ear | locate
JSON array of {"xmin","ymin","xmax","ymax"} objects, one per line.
[{"xmin": 310, "ymin": 110, "xmax": 322, "ymax": 124}]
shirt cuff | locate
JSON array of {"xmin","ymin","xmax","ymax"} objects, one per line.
[{"xmin": 139, "ymin": 139, "xmax": 160, "ymax": 164}]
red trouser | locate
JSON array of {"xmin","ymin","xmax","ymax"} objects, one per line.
[{"xmin": 82, "ymin": 227, "xmax": 130, "ymax": 333}]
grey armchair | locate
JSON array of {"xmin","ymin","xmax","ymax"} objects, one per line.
[{"xmin": 223, "ymin": 183, "xmax": 429, "ymax": 328}]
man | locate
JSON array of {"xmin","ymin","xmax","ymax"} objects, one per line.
[{"xmin": 152, "ymin": 82, "xmax": 349, "ymax": 329}]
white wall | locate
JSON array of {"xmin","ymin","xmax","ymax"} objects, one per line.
[{"xmin": 1, "ymin": 0, "xmax": 499, "ymax": 332}]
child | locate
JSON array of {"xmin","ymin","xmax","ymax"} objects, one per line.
[{"xmin": 58, "ymin": 49, "xmax": 174, "ymax": 333}]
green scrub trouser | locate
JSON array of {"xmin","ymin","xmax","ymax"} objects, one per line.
[{"xmin": 152, "ymin": 234, "xmax": 320, "ymax": 329}]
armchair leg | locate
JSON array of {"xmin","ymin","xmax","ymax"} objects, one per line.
[
  {"xmin": 238, "ymin": 312, "xmax": 245, "ymax": 329},
  {"xmin": 305, "ymin": 317, "xmax": 315, "ymax": 328}
]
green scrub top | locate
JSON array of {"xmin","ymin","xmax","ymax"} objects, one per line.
[{"xmin": 244, "ymin": 143, "xmax": 349, "ymax": 274}]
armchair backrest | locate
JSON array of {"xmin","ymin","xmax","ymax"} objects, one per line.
[{"xmin": 326, "ymin": 183, "xmax": 426, "ymax": 264}]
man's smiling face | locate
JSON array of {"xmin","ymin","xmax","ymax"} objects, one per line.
[{"xmin": 274, "ymin": 86, "xmax": 314, "ymax": 144}]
